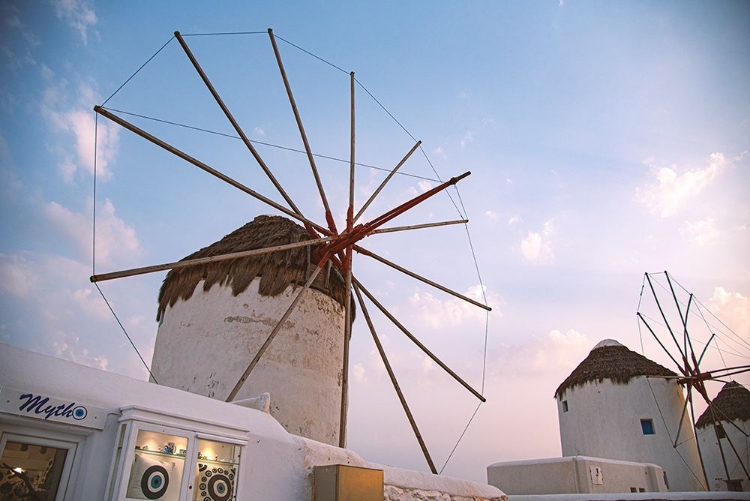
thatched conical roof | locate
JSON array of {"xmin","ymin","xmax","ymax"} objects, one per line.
[
  {"xmin": 555, "ymin": 339, "xmax": 677, "ymax": 399},
  {"xmin": 696, "ymin": 381, "xmax": 750, "ymax": 429},
  {"xmin": 157, "ymin": 215, "xmax": 350, "ymax": 321}
]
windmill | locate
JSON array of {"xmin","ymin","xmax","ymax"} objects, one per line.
[
  {"xmin": 88, "ymin": 29, "xmax": 491, "ymax": 475},
  {"xmin": 636, "ymin": 271, "xmax": 750, "ymax": 489}
]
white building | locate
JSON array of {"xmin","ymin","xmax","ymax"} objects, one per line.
[
  {"xmin": 488, "ymin": 339, "xmax": 710, "ymax": 495},
  {"xmin": 0, "ymin": 343, "xmax": 506, "ymax": 500},
  {"xmin": 554, "ymin": 339, "xmax": 704, "ymax": 492},
  {"xmin": 696, "ymin": 381, "xmax": 750, "ymax": 492},
  {"xmin": 0, "ymin": 215, "xmax": 509, "ymax": 500}
]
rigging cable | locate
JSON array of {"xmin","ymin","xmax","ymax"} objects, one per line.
[
  {"xmin": 273, "ymin": 30, "xmax": 490, "ymax": 470},
  {"xmin": 102, "ymin": 35, "xmax": 175, "ymax": 107},
  {"xmin": 97, "ymin": 107, "xmax": 440, "ymax": 183},
  {"xmin": 97, "ymin": 29, "xmax": 491, "ymax": 471},
  {"xmin": 92, "ymin": 112, "xmax": 159, "ymax": 383}
]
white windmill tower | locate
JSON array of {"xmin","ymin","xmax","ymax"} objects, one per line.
[
  {"xmin": 89, "ymin": 29, "xmax": 491, "ymax": 473},
  {"xmin": 555, "ymin": 339, "xmax": 705, "ymax": 491},
  {"xmin": 695, "ymin": 381, "xmax": 750, "ymax": 491}
]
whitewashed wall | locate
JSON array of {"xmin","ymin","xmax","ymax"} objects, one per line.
[
  {"xmin": 487, "ymin": 456, "xmax": 666, "ymax": 495},
  {"xmin": 152, "ymin": 278, "xmax": 345, "ymax": 446},
  {"xmin": 697, "ymin": 420, "xmax": 750, "ymax": 491},
  {"xmin": 557, "ymin": 377, "xmax": 704, "ymax": 492},
  {"xmin": 0, "ymin": 343, "xmax": 506, "ymax": 501}
]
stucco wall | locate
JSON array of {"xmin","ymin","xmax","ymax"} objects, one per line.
[
  {"xmin": 697, "ymin": 420, "xmax": 750, "ymax": 491},
  {"xmin": 487, "ymin": 456, "xmax": 666, "ymax": 495},
  {"xmin": 556, "ymin": 377, "xmax": 704, "ymax": 492},
  {"xmin": 0, "ymin": 343, "xmax": 506, "ymax": 501},
  {"xmin": 152, "ymin": 278, "xmax": 346, "ymax": 446}
]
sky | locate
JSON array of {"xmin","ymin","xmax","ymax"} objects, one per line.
[{"xmin": 1, "ymin": 0, "xmax": 749, "ymax": 484}]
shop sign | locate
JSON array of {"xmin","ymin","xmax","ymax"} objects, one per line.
[{"xmin": 0, "ymin": 387, "xmax": 108, "ymax": 429}]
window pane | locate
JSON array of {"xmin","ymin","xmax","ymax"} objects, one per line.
[
  {"xmin": 194, "ymin": 439, "xmax": 240, "ymax": 501},
  {"xmin": 641, "ymin": 419, "xmax": 655, "ymax": 435},
  {"xmin": 127, "ymin": 430, "xmax": 187, "ymax": 500},
  {"xmin": 0, "ymin": 441, "xmax": 68, "ymax": 501}
]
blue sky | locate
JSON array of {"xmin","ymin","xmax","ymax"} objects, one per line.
[{"xmin": 1, "ymin": 0, "xmax": 749, "ymax": 483}]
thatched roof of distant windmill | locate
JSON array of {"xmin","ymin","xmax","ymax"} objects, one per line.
[
  {"xmin": 555, "ymin": 339, "xmax": 677, "ymax": 399},
  {"xmin": 157, "ymin": 215, "xmax": 351, "ymax": 321},
  {"xmin": 696, "ymin": 381, "xmax": 750, "ymax": 429}
]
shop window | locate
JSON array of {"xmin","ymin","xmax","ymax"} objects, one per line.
[
  {"xmin": 0, "ymin": 440, "xmax": 68, "ymax": 500},
  {"xmin": 127, "ymin": 430, "xmax": 188, "ymax": 500},
  {"xmin": 641, "ymin": 418, "xmax": 655, "ymax": 435},
  {"xmin": 193, "ymin": 439, "xmax": 240, "ymax": 501},
  {"xmin": 107, "ymin": 407, "xmax": 246, "ymax": 501}
]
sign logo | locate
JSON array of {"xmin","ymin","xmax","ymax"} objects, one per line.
[
  {"xmin": 0, "ymin": 388, "xmax": 107, "ymax": 430},
  {"xmin": 17, "ymin": 393, "xmax": 88, "ymax": 421}
]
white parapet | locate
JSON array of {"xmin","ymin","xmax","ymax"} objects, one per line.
[{"xmin": 487, "ymin": 456, "xmax": 666, "ymax": 495}]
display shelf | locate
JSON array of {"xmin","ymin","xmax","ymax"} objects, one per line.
[
  {"xmin": 135, "ymin": 448, "xmax": 187, "ymax": 459},
  {"xmin": 196, "ymin": 457, "xmax": 238, "ymax": 467}
]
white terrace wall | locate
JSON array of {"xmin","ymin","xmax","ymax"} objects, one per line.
[
  {"xmin": 0, "ymin": 343, "xmax": 506, "ymax": 501},
  {"xmin": 557, "ymin": 377, "xmax": 704, "ymax": 492},
  {"xmin": 697, "ymin": 420, "xmax": 750, "ymax": 491},
  {"xmin": 487, "ymin": 456, "xmax": 666, "ymax": 495}
]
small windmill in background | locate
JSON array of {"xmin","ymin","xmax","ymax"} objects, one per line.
[{"xmin": 637, "ymin": 271, "xmax": 750, "ymax": 490}]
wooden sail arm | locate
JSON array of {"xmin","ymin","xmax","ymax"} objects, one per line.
[{"xmin": 317, "ymin": 171, "xmax": 470, "ymax": 260}]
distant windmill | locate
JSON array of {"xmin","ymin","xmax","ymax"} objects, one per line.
[
  {"xmin": 637, "ymin": 271, "xmax": 750, "ymax": 490},
  {"xmin": 88, "ymin": 29, "xmax": 490, "ymax": 474}
]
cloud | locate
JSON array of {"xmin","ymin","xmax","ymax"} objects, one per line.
[
  {"xmin": 460, "ymin": 131, "xmax": 474, "ymax": 148},
  {"xmin": 42, "ymin": 82, "xmax": 120, "ymax": 182},
  {"xmin": 43, "ymin": 198, "xmax": 141, "ymax": 267},
  {"xmin": 409, "ymin": 180, "xmax": 434, "ymax": 195},
  {"xmin": 2, "ymin": 6, "xmax": 40, "ymax": 48},
  {"xmin": 682, "ymin": 218, "xmax": 718, "ymax": 246},
  {"xmin": 0, "ymin": 253, "xmax": 36, "ymax": 299},
  {"xmin": 352, "ymin": 362, "xmax": 368, "ymax": 384},
  {"xmin": 490, "ymin": 328, "xmax": 591, "ymax": 378},
  {"xmin": 405, "ymin": 284, "xmax": 500, "ymax": 330},
  {"xmin": 485, "ymin": 210, "xmax": 498, "ymax": 221},
  {"xmin": 705, "ymin": 287, "xmax": 750, "ymax": 344},
  {"xmin": 635, "ymin": 153, "xmax": 727, "ymax": 218},
  {"xmin": 51, "ymin": 0, "xmax": 98, "ymax": 45},
  {"xmin": 253, "ymin": 126, "xmax": 265, "ymax": 137},
  {"xmin": 507, "ymin": 215, "xmax": 520, "ymax": 225},
  {"xmin": 520, "ymin": 219, "xmax": 555, "ymax": 263},
  {"xmin": 433, "ymin": 146, "xmax": 447, "ymax": 159}
]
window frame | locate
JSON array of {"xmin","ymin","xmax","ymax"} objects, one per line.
[{"xmin": 0, "ymin": 429, "xmax": 82, "ymax": 501}]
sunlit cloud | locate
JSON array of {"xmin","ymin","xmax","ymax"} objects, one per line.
[
  {"xmin": 682, "ymin": 218, "xmax": 718, "ymax": 246},
  {"xmin": 635, "ymin": 153, "xmax": 728, "ymax": 218},
  {"xmin": 705, "ymin": 287, "xmax": 750, "ymax": 343},
  {"xmin": 490, "ymin": 328, "xmax": 591, "ymax": 378},
  {"xmin": 409, "ymin": 180, "xmax": 434, "ymax": 195},
  {"xmin": 519, "ymin": 219, "xmax": 554, "ymax": 264},
  {"xmin": 43, "ymin": 197, "xmax": 141, "ymax": 267},
  {"xmin": 405, "ymin": 284, "xmax": 500, "ymax": 330},
  {"xmin": 42, "ymin": 82, "xmax": 120, "ymax": 182},
  {"xmin": 51, "ymin": 0, "xmax": 98, "ymax": 45},
  {"xmin": 507, "ymin": 215, "xmax": 520, "ymax": 225},
  {"xmin": 0, "ymin": 253, "xmax": 36, "ymax": 299}
]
